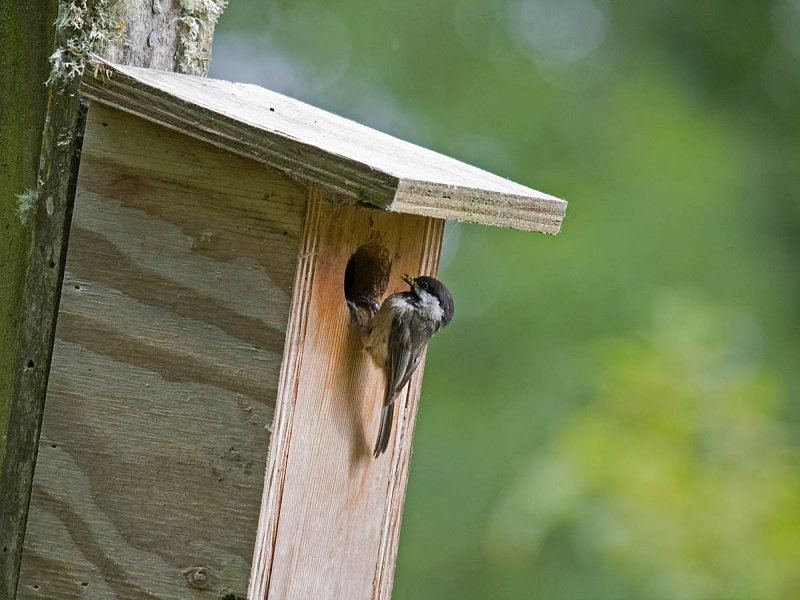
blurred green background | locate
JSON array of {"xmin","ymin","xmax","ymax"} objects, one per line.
[{"xmin": 211, "ymin": 1, "xmax": 800, "ymax": 598}]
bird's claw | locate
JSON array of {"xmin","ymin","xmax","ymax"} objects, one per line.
[
  {"xmin": 364, "ymin": 299, "xmax": 379, "ymax": 317},
  {"xmin": 347, "ymin": 297, "xmax": 379, "ymax": 328},
  {"xmin": 346, "ymin": 299, "xmax": 361, "ymax": 324}
]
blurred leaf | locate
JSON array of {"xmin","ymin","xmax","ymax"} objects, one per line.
[{"xmin": 488, "ymin": 294, "xmax": 800, "ymax": 599}]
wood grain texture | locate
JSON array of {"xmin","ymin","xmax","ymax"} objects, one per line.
[
  {"xmin": 248, "ymin": 185, "xmax": 444, "ymax": 600},
  {"xmin": 80, "ymin": 59, "xmax": 567, "ymax": 233},
  {"xmin": 18, "ymin": 103, "xmax": 305, "ymax": 599}
]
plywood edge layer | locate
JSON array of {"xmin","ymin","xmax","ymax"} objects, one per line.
[
  {"xmin": 392, "ymin": 179, "xmax": 567, "ymax": 234},
  {"xmin": 247, "ymin": 186, "xmax": 324, "ymax": 600}
]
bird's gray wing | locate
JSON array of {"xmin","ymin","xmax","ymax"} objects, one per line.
[
  {"xmin": 386, "ymin": 316, "xmax": 425, "ymax": 404},
  {"xmin": 374, "ymin": 315, "xmax": 425, "ymax": 457}
]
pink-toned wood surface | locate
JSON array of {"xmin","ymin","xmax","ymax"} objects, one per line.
[{"xmin": 249, "ymin": 186, "xmax": 444, "ymax": 600}]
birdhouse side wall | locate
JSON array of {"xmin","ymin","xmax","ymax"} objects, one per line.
[{"xmin": 18, "ymin": 104, "xmax": 305, "ymax": 599}]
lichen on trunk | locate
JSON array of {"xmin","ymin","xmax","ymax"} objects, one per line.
[
  {"xmin": 0, "ymin": 0, "xmax": 225, "ymax": 595},
  {"xmin": 176, "ymin": 0, "xmax": 227, "ymax": 75}
]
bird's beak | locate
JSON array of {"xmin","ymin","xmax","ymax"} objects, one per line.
[{"xmin": 401, "ymin": 273, "xmax": 415, "ymax": 287}]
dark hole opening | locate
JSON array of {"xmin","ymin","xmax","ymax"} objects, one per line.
[{"xmin": 344, "ymin": 238, "xmax": 391, "ymax": 317}]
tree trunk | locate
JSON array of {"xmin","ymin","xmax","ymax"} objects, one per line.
[{"xmin": 0, "ymin": 1, "xmax": 224, "ymax": 596}]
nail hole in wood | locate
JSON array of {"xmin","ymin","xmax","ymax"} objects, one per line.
[{"xmin": 183, "ymin": 566, "xmax": 211, "ymax": 589}]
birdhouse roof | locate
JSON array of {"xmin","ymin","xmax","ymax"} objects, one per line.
[{"xmin": 82, "ymin": 59, "xmax": 566, "ymax": 233}]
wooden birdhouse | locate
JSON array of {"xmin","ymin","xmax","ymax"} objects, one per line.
[{"xmin": 18, "ymin": 60, "xmax": 566, "ymax": 599}]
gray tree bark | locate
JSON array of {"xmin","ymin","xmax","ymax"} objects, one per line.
[{"xmin": 0, "ymin": 1, "xmax": 225, "ymax": 595}]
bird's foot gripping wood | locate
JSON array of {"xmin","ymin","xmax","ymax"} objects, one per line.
[{"xmin": 346, "ymin": 297, "xmax": 379, "ymax": 332}]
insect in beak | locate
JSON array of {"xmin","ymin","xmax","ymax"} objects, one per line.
[{"xmin": 401, "ymin": 273, "xmax": 415, "ymax": 286}]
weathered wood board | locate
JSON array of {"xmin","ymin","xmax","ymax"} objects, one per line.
[
  {"xmin": 81, "ymin": 59, "xmax": 567, "ymax": 234},
  {"xmin": 249, "ymin": 187, "xmax": 444, "ymax": 600},
  {"xmin": 18, "ymin": 103, "xmax": 306, "ymax": 599}
]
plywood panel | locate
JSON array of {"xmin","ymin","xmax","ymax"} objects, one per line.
[
  {"xmin": 248, "ymin": 186, "xmax": 444, "ymax": 600},
  {"xmin": 18, "ymin": 103, "xmax": 306, "ymax": 599}
]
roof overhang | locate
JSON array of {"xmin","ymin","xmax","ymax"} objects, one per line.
[{"xmin": 81, "ymin": 58, "xmax": 567, "ymax": 233}]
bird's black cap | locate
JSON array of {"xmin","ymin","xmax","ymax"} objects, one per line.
[{"xmin": 405, "ymin": 275, "xmax": 455, "ymax": 327}]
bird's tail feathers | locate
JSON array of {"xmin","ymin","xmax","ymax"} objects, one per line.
[{"xmin": 373, "ymin": 401, "xmax": 394, "ymax": 457}]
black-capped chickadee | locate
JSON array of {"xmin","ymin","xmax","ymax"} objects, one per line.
[{"xmin": 348, "ymin": 274, "xmax": 455, "ymax": 457}]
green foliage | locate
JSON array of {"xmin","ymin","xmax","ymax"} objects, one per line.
[
  {"xmin": 212, "ymin": 1, "xmax": 800, "ymax": 597},
  {"xmin": 487, "ymin": 294, "xmax": 800, "ymax": 599}
]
